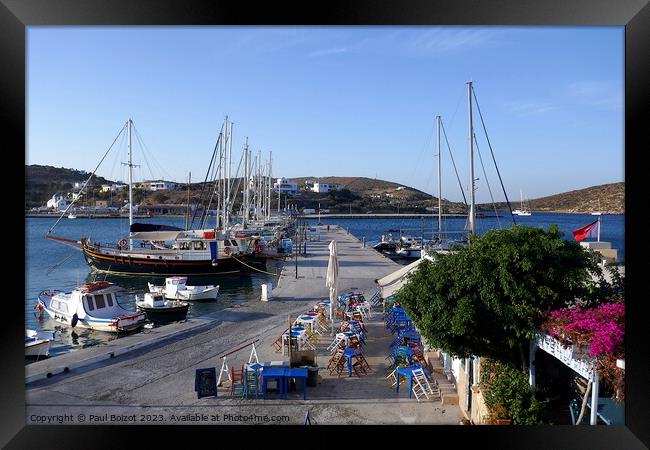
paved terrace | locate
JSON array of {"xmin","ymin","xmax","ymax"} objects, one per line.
[{"xmin": 25, "ymin": 226, "xmax": 462, "ymax": 425}]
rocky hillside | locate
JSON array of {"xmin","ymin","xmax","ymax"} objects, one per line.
[
  {"xmin": 528, "ymin": 182, "xmax": 624, "ymax": 214},
  {"xmin": 481, "ymin": 182, "xmax": 624, "ymax": 214},
  {"xmin": 25, "ymin": 165, "xmax": 113, "ymax": 208}
]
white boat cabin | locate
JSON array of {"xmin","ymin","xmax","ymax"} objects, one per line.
[{"xmin": 142, "ymin": 292, "xmax": 167, "ymax": 307}]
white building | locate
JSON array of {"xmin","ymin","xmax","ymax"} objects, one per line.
[
  {"xmin": 100, "ymin": 184, "xmax": 128, "ymax": 193},
  {"xmin": 46, "ymin": 193, "xmax": 69, "ymax": 210},
  {"xmin": 140, "ymin": 180, "xmax": 177, "ymax": 191},
  {"xmin": 274, "ymin": 177, "xmax": 299, "ymax": 195},
  {"xmin": 312, "ymin": 182, "xmax": 342, "ymax": 193}
]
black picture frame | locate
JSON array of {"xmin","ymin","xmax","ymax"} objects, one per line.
[{"xmin": 4, "ymin": 0, "xmax": 647, "ymax": 447}]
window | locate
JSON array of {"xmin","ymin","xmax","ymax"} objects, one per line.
[
  {"xmin": 86, "ymin": 297, "xmax": 95, "ymax": 311},
  {"xmin": 94, "ymin": 294, "xmax": 106, "ymax": 309},
  {"xmin": 106, "ymin": 294, "xmax": 114, "ymax": 307}
]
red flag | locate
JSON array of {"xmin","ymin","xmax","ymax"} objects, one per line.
[{"xmin": 572, "ymin": 220, "xmax": 599, "ymax": 242}]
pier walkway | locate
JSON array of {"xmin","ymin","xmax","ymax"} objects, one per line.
[{"xmin": 25, "ymin": 226, "xmax": 462, "ymax": 425}]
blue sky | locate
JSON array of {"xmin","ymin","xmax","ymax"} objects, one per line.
[{"xmin": 27, "ymin": 27, "xmax": 623, "ymax": 203}]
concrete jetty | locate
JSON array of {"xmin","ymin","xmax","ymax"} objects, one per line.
[{"xmin": 25, "ymin": 225, "xmax": 462, "ymax": 425}]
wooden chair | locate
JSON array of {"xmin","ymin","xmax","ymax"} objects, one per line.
[
  {"xmin": 386, "ymin": 365, "xmax": 407, "ymax": 387},
  {"xmin": 271, "ymin": 327, "xmax": 289, "ymax": 353},
  {"xmin": 230, "ymin": 365, "xmax": 245, "ymax": 399},
  {"xmin": 352, "ymin": 359, "xmax": 367, "ymax": 377},
  {"xmin": 327, "ymin": 348, "xmax": 345, "ymax": 369},
  {"xmin": 411, "ymin": 368, "xmax": 437, "ymax": 402}
]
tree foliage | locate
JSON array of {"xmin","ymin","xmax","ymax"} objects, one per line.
[{"xmin": 396, "ymin": 225, "xmax": 602, "ymax": 364}]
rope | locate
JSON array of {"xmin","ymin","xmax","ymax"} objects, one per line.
[
  {"xmin": 46, "ymin": 253, "xmax": 76, "ymax": 275},
  {"xmin": 230, "ymin": 254, "xmax": 283, "ymax": 278},
  {"xmin": 47, "ymin": 121, "xmax": 128, "ymax": 235},
  {"xmin": 473, "ymin": 132, "xmax": 502, "ymax": 229},
  {"xmin": 471, "ymin": 86, "xmax": 517, "ymax": 225}
]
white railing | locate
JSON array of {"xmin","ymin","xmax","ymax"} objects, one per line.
[{"xmin": 535, "ymin": 332, "xmax": 595, "ymax": 380}]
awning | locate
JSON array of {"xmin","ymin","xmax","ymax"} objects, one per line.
[
  {"xmin": 376, "ymin": 257, "xmax": 424, "ymax": 286},
  {"xmin": 377, "ymin": 257, "xmax": 426, "ymax": 298},
  {"xmin": 130, "ymin": 231, "xmax": 184, "ymax": 241},
  {"xmin": 381, "ymin": 279, "xmax": 407, "ymax": 299}
]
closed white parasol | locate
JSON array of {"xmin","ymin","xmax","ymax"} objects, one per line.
[{"xmin": 326, "ymin": 240, "xmax": 339, "ymax": 336}]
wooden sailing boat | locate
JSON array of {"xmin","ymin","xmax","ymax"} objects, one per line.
[{"xmin": 47, "ymin": 117, "xmax": 257, "ymax": 276}]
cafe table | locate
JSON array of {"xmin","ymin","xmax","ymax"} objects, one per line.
[
  {"xmin": 262, "ymin": 367, "xmax": 288, "ymax": 399},
  {"xmin": 395, "ymin": 365, "xmax": 429, "ymax": 398}
]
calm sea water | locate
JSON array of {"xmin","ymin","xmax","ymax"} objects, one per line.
[
  {"xmin": 25, "ymin": 216, "xmax": 280, "ymax": 358},
  {"xmin": 26, "ymin": 213, "xmax": 623, "ymax": 359},
  {"xmin": 307, "ymin": 212, "xmax": 625, "ymax": 261}
]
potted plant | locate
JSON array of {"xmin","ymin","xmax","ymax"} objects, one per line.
[{"xmin": 490, "ymin": 404, "xmax": 512, "ymax": 425}]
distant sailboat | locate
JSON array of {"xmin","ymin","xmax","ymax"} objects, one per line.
[{"xmin": 512, "ymin": 189, "xmax": 531, "ymax": 216}]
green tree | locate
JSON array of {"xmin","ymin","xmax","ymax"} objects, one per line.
[{"xmin": 396, "ymin": 225, "xmax": 602, "ymax": 367}]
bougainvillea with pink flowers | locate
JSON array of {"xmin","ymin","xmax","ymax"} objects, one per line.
[{"xmin": 541, "ymin": 300, "xmax": 625, "ymax": 399}]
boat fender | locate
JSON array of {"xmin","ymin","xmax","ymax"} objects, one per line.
[
  {"xmin": 71, "ymin": 313, "xmax": 79, "ymax": 328},
  {"xmin": 224, "ymin": 246, "xmax": 231, "ymax": 256},
  {"xmin": 211, "ymin": 259, "xmax": 218, "ymax": 266},
  {"xmin": 255, "ymin": 244, "xmax": 263, "ymax": 253}
]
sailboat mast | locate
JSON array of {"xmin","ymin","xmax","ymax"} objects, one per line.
[
  {"xmin": 436, "ymin": 115, "xmax": 442, "ymax": 241},
  {"xmin": 467, "ymin": 81, "xmax": 476, "ymax": 236},
  {"xmin": 226, "ymin": 120, "xmax": 233, "ymax": 231},
  {"xmin": 128, "ymin": 118, "xmax": 133, "ymax": 250},
  {"xmin": 243, "ymin": 138, "xmax": 249, "ymax": 227},
  {"xmin": 186, "ymin": 172, "xmax": 191, "ymax": 230},
  {"xmin": 268, "ymin": 151, "xmax": 272, "ymax": 221}
]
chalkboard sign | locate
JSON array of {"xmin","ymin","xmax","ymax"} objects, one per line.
[{"xmin": 195, "ymin": 368, "xmax": 217, "ymax": 399}]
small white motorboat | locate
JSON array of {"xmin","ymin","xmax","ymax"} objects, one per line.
[
  {"xmin": 25, "ymin": 329, "xmax": 55, "ymax": 358},
  {"xmin": 37, "ymin": 281, "xmax": 147, "ymax": 333},
  {"xmin": 135, "ymin": 292, "xmax": 190, "ymax": 323},
  {"xmin": 148, "ymin": 277, "xmax": 219, "ymax": 301}
]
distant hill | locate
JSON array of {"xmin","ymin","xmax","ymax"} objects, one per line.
[
  {"xmin": 25, "ymin": 165, "xmax": 114, "ymax": 208},
  {"xmin": 481, "ymin": 182, "xmax": 624, "ymax": 214},
  {"xmin": 25, "ymin": 165, "xmax": 624, "ymax": 214}
]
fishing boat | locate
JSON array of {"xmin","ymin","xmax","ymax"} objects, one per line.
[
  {"xmin": 25, "ymin": 329, "xmax": 55, "ymax": 358},
  {"xmin": 68, "ymin": 213, "xmax": 77, "ymax": 219},
  {"xmin": 45, "ymin": 118, "xmax": 258, "ymax": 276},
  {"xmin": 37, "ymin": 281, "xmax": 146, "ymax": 333},
  {"xmin": 135, "ymin": 292, "xmax": 190, "ymax": 323},
  {"xmin": 148, "ymin": 276, "xmax": 219, "ymax": 301}
]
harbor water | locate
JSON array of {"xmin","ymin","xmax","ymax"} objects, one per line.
[
  {"xmin": 26, "ymin": 213, "xmax": 623, "ymax": 360},
  {"xmin": 25, "ymin": 216, "xmax": 281, "ymax": 359}
]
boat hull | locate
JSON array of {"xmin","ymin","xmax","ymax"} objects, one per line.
[
  {"xmin": 136, "ymin": 304, "xmax": 190, "ymax": 323},
  {"xmin": 82, "ymin": 247, "xmax": 251, "ymax": 276},
  {"xmin": 25, "ymin": 340, "xmax": 51, "ymax": 358}
]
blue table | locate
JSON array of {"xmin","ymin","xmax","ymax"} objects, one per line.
[
  {"xmin": 396, "ymin": 365, "xmax": 428, "ymax": 398},
  {"xmin": 286, "ymin": 368, "xmax": 309, "ymax": 400},
  {"xmin": 262, "ymin": 368, "xmax": 288, "ymax": 399}
]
